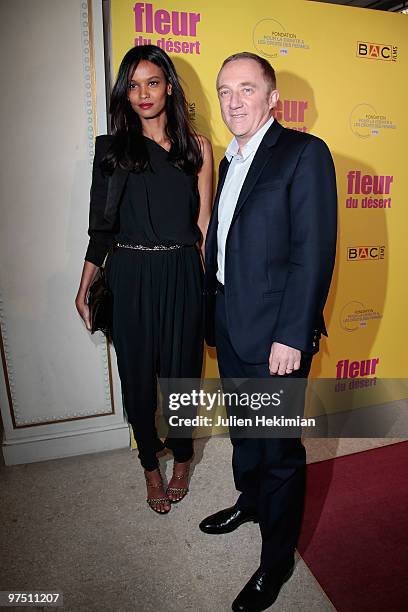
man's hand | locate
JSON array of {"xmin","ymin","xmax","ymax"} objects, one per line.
[{"xmin": 269, "ymin": 342, "xmax": 301, "ymax": 376}]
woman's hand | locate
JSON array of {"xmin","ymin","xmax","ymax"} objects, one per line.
[
  {"xmin": 75, "ymin": 260, "xmax": 99, "ymax": 332},
  {"xmin": 196, "ymin": 135, "xmax": 214, "ymax": 260},
  {"xmin": 75, "ymin": 294, "xmax": 91, "ymax": 331}
]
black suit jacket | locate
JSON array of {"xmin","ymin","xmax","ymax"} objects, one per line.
[{"xmin": 204, "ymin": 120, "xmax": 337, "ymax": 362}]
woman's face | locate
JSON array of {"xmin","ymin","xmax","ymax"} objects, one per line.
[{"xmin": 127, "ymin": 59, "xmax": 171, "ymax": 120}]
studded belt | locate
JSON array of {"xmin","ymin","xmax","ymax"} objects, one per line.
[{"xmin": 116, "ymin": 242, "xmax": 182, "ymax": 251}]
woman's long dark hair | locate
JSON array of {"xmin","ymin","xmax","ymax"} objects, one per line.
[{"xmin": 101, "ymin": 45, "xmax": 202, "ymax": 175}]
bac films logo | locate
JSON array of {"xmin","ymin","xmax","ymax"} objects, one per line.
[
  {"xmin": 357, "ymin": 41, "xmax": 397, "ymax": 62},
  {"xmin": 347, "ymin": 246, "xmax": 385, "ymax": 261}
]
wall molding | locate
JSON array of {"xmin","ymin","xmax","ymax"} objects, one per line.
[
  {"xmin": 2, "ymin": 422, "xmax": 130, "ymax": 466},
  {"xmin": 0, "ymin": 0, "xmax": 117, "ymax": 431},
  {"xmin": 0, "ymin": 1, "xmax": 126, "ymax": 469}
]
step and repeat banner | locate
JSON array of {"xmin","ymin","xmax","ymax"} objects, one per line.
[{"xmin": 108, "ymin": 0, "xmax": 407, "ymax": 413}]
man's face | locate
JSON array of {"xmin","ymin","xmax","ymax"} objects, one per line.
[{"xmin": 217, "ymin": 59, "xmax": 279, "ymax": 145}]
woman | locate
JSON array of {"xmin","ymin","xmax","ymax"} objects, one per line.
[{"xmin": 75, "ymin": 45, "xmax": 213, "ymax": 514}]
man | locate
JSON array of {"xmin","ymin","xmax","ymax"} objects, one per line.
[{"xmin": 200, "ymin": 52, "xmax": 337, "ymax": 611}]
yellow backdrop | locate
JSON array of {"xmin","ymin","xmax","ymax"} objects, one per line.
[{"xmin": 109, "ymin": 0, "xmax": 408, "ymax": 416}]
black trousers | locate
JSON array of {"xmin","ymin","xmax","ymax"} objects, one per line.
[
  {"xmin": 215, "ymin": 289, "xmax": 312, "ymax": 572},
  {"xmin": 106, "ymin": 245, "xmax": 204, "ymax": 471}
]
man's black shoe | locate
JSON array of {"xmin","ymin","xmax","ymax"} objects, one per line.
[
  {"xmin": 231, "ymin": 563, "xmax": 295, "ymax": 611},
  {"xmin": 199, "ymin": 506, "xmax": 258, "ymax": 535}
]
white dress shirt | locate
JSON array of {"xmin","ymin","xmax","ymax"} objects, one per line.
[{"xmin": 216, "ymin": 116, "xmax": 274, "ymax": 285}]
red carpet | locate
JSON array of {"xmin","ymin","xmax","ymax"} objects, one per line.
[{"xmin": 298, "ymin": 442, "xmax": 408, "ymax": 612}]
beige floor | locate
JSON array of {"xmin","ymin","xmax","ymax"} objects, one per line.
[{"xmin": 0, "ymin": 436, "xmax": 404, "ymax": 611}]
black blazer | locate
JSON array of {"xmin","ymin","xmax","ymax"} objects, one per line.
[
  {"xmin": 85, "ymin": 135, "xmax": 129, "ymax": 267},
  {"xmin": 204, "ymin": 120, "xmax": 337, "ymax": 362}
]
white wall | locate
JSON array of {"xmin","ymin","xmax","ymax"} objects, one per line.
[{"xmin": 0, "ymin": 0, "xmax": 129, "ymax": 464}]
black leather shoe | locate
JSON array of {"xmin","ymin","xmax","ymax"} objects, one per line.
[
  {"xmin": 199, "ymin": 506, "xmax": 258, "ymax": 534},
  {"xmin": 231, "ymin": 563, "xmax": 295, "ymax": 611}
]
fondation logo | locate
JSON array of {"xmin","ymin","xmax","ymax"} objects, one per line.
[
  {"xmin": 349, "ymin": 103, "xmax": 397, "ymax": 138},
  {"xmin": 356, "ymin": 41, "xmax": 398, "ymax": 62},
  {"xmin": 340, "ymin": 301, "xmax": 383, "ymax": 333},
  {"xmin": 253, "ymin": 18, "xmax": 310, "ymax": 59},
  {"xmin": 133, "ymin": 2, "xmax": 201, "ymax": 55}
]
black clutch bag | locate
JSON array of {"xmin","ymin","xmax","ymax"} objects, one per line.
[{"xmin": 87, "ymin": 267, "xmax": 112, "ymax": 337}]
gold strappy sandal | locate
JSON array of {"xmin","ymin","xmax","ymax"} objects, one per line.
[
  {"xmin": 166, "ymin": 462, "xmax": 190, "ymax": 503},
  {"xmin": 145, "ymin": 471, "xmax": 171, "ymax": 514}
]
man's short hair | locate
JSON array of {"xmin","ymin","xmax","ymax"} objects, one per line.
[{"xmin": 219, "ymin": 52, "xmax": 276, "ymax": 91}]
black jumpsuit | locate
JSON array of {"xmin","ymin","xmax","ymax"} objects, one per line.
[{"xmin": 105, "ymin": 137, "xmax": 204, "ymax": 470}]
